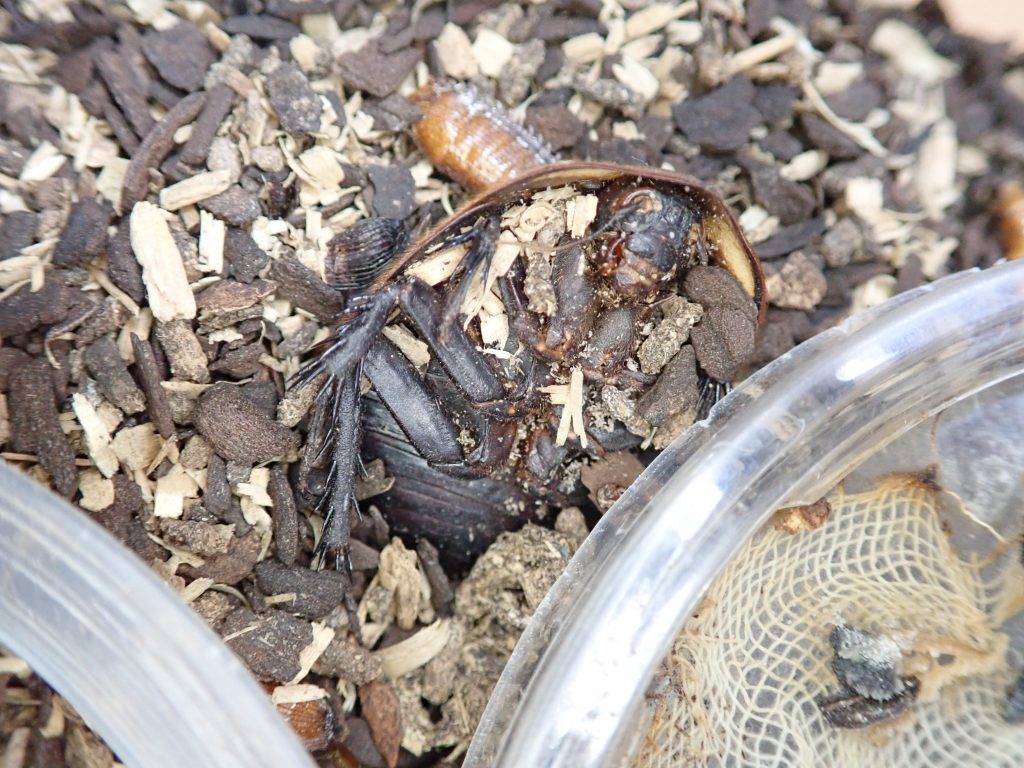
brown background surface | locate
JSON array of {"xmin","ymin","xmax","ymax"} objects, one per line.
[{"xmin": 941, "ymin": 0, "xmax": 1024, "ymax": 51}]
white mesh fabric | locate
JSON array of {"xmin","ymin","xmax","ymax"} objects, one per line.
[{"xmin": 635, "ymin": 476, "xmax": 1024, "ymax": 768}]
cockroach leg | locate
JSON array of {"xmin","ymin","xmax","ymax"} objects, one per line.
[
  {"xmin": 439, "ymin": 216, "xmax": 500, "ymax": 334},
  {"xmin": 315, "ymin": 370, "xmax": 362, "ymax": 571},
  {"xmin": 362, "ymin": 337, "xmax": 464, "ymax": 466}
]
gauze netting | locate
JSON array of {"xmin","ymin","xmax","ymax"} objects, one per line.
[{"xmin": 634, "ymin": 474, "xmax": 1024, "ymax": 767}]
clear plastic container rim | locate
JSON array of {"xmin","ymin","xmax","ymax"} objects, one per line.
[
  {"xmin": 0, "ymin": 462, "xmax": 315, "ymax": 767},
  {"xmin": 466, "ymin": 260, "xmax": 1024, "ymax": 767}
]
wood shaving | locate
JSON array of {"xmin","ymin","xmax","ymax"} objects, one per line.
[
  {"xmin": 197, "ymin": 210, "xmax": 226, "ymax": 273},
  {"xmin": 436, "ymin": 23, "xmax": 478, "ymax": 79},
  {"xmin": 376, "ymin": 619, "xmax": 452, "ymax": 679},
  {"xmin": 555, "ymin": 367, "xmax": 587, "ymax": 449},
  {"xmin": 272, "ymin": 683, "xmax": 329, "ymax": 706},
  {"xmin": 566, "ymin": 194, "xmax": 598, "ymax": 238},
  {"xmin": 382, "ymin": 324, "xmax": 431, "ymax": 372},
  {"xmin": 159, "ymin": 169, "xmax": 233, "ymax": 211},
  {"xmin": 405, "ymin": 244, "xmax": 467, "ymax": 286},
  {"xmin": 70, "ymin": 393, "xmax": 119, "ymax": 477},
  {"xmin": 129, "ymin": 201, "xmax": 197, "ymax": 321},
  {"xmin": 288, "ymin": 622, "xmax": 336, "ymax": 685}
]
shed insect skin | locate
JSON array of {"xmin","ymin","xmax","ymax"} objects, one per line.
[
  {"xmin": 300, "ymin": 81, "xmax": 767, "ymax": 571},
  {"xmin": 408, "ymin": 80, "xmax": 557, "ymax": 192}
]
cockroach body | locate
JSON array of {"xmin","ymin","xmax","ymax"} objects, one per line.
[
  {"xmin": 817, "ymin": 624, "xmax": 921, "ymax": 729},
  {"xmin": 298, "ymin": 81, "xmax": 765, "ymax": 569},
  {"xmin": 299, "ymin": 160, "xmax": 765, "ymax": 568}
]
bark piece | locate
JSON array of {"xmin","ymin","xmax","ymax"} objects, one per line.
[
  {"xmin": 268, "ymin": 466, "xmax": 299, "ymax": 566},
  {"xmin": 142, "ymin": 23, "xmax": 215, "ymax": 92},
  {"xmin": 267, "ymin": 62, "xmax": 322, "ymax": 134},
  {"xmin": 83, "ymin": 336, "xmax": 146, "ymax": 414},
  {"xmin": 131, "ymin": 333, "xmax": 175, "ymax": 438},
  {"xmin": 8, "ymin": 361, "xmax": 76, "ymax": 497},
  {"xmin": 222, "ymin": 608, "xmax": 313, "ymax": 682}
]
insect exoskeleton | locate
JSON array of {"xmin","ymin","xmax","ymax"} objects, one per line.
[
  {"xmin": 298, "ymin": 161, "xmax": 765, "ymax": 568},
  {"xmin": 407, "ymin": 79, "xmax": 556, "ymax": 192}
]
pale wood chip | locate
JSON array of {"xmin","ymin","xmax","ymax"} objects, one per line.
[
  {"xmin": 0, "ymin": 655, "xmax": 32, "ymax": 678},
  {"xmin": 379, "ymin": 538, "xmax": 423, "ymax": 631},
  {"xmin": 382, "ymin": 324, "xmax": 430, "ymax": 372},
  {"xmin": 159, "ymin": 169, "xmax": 233, "ymax": 211},
  {"xmin": 71, "ymin": 393, "xmax": 119, "ymax": 477},
  {"xmin": 288, "ymin": 622, "xmax": 336, "ymax": 685},
  {"xmin": 612, "ymin": 56, "xmax": 660, "ymax": 103},
  {"xmin": 870, "ymin": 19, "xmax": 959, "ymax": 85},
  {"xmin": 562, "ymin": 33, "xmax": 605, "ymax": 65},
  {"xmin": 154, "ymin": 464, "xmax": 200, "ymax": 518},
  {"xmin": 458, "ymin": 239, "xmax": 520, "ymax": 322},
  {"xmin": 814, "ymin": 61, "xmax": 865, "ymax": 96},
  {"xmin": 780, "ymin": 150, "xmax": 829, "ymax": 182},
  {"xmin": 405, "ymin": 244, "xmax": 467, "ymax": 286},
  {"xmin": 130, "ymin": 201, "xmax": 197, "ymax": 321},
  {"xmin": 376, "ymin": 619, "xmax": 451, "ymax": 679},
  {"xmin": 96, "ymin": 157, "xmax": 130, "ymax": 208},
  {"xmin": 566, "ymin": 194, "xmax": 598, "ymax": 239},
  {"xmin": 625, "ymin": 2, "xmax": 696, "ymax": 40},
  {"xmin": 198, "ymin": 210, "xmax": 226, "ymax": 273},
  {"xmin": 78, "ymin": 469, "xmax": 115, "ymax": 512},
  {"xmin": 111, "ymin": 423, "xmax": 162, "ymax": 472},
  {"xmin": 666, "ymin": 20, "xmax": 703, "ymax": 46},
  {"xmin": 180, "ymin": 577, "xmax": 214, "ymax": 603},
  {"xmin": 473, "ymin": 29, "xmax": 514, "ymax": 78},
  {"xmin": 272, "ymin": 683, "xmax": 329, "ymax": 705},
  {"xmin": 19, "ymin": 141, "xmax": 66, "ymax": 183},
  {"xmin": 436, "ymin": 23, "xmax": 478, "ymax": 79},
  {"xmin": 915, "ymin": 118, "xmax": 959, "ymax": 220}
]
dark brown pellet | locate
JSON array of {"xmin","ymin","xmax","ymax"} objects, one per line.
[
  {"xmin": 268, "ymin": 466, "xmax": 299, "ymax": 566},
  {"xmin": 193, "ymin": 384, "xmax": 299, "ymax": 465},
  {"xmin": 130, "ymin": 333, "xmax": 175, "ymax": 438},
  {"xmin": 121, "ymin": 91, "xmax": 206, "ymax": 211},
  {"xmin": 179, "ymin": 83, "xmax": 236, "ymax": 167}
]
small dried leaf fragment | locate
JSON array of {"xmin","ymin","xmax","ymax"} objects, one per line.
[{"xmin": 359, "ymin": 679, "xmax": 402, "ymax": 768}]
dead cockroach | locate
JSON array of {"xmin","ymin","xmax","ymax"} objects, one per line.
[
  {"xmin": 817, "ymin": 624, "xmax": 921, "ymax": 729},
  {"xmin": 298, "ymin": 82, "xmax": 766, "ymax": 569}
]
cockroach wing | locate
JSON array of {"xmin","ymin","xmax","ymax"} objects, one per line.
[{"xmin": 325, "ymin": 218, "xmax": 407, "ymax": 293}]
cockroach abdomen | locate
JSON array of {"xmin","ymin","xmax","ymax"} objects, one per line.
[{"xmin": 409, "ymin": 80, "xmax": 556, "ymax": 192}]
